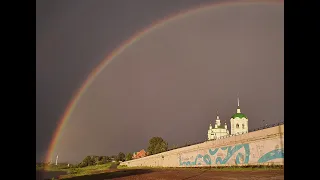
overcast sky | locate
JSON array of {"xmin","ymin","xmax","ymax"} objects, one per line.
[{"xmin": 36, "ymin": 0, "xmax": 283, "ymax": 163}]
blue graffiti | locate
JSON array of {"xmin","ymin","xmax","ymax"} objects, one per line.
[
  {"xmin": 179, "ymin": 143, "xmax": 284, "ymax": 166},
  {"xmin": 221, "ymin": 147, "xmax": 228, "ymax": 150},
  {"xmin": 209, "ymin": 148, "xmax": 218, "ymax": 156},
  {"xmin": 180, "ymin": 154, "xmax": 208, "ymax": 166},
  {"xmin": 236, "ymin": 153, "xmax": 244, "ymax": 164},
  {"xmin": 236, "ymin": 144, "xmax": 250, "ymax": 164},
  {"xmin": 194, "ymin": 154, "xmax": 203, "ymax": 165},
  {"xmin": 179, "ymin": 144, "xmax": 250, "ymax": 166},
  {"xmin": 257, "ymin": 149, "xmax": 284, "ymax": 163},
  {"xmin": 203, "ymin": 154, "xmax": 211, "ymax": 165},
  {"xmin": 216, "ymin": 144, "xmax": 250, "ymax": 165}
]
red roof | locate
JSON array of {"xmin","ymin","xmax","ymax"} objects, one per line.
[{"xmin": 132, "ymin": 149, "xmax": 147, "ymax": 159}]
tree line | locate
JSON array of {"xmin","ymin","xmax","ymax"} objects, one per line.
[
  {"xmin": 76, "ymin": 136, "xmax": 169, "ymax": 167},
  {"xmin": 37, "ymin": 137, "xmax": 170, "ymax": 168}
]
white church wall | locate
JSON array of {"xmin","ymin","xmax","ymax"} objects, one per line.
[{"xmin": 231, "ymin": 118, "xmax": 248, "ymax": 135}]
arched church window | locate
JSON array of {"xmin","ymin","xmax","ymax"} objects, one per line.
[
  {"xmin": 236, "ymin": 124, "xmax": 239, "ymax": 128},
  {"xmin": 242, "ymin": 124, "xmax": 245, "ymax": 129}
]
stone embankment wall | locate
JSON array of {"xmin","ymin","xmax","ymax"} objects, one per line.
[{"xmin": 120, "ymin": 125, "xmax": 284, "ymax": 167}]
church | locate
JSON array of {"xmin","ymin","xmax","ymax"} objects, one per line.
[{"xmin": 207, "ymin": 97, "xmax": 248, "ymax": 140}]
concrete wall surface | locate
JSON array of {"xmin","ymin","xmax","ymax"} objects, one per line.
[{"xmin": 121, "ymin": 125, "xmax": 284, "ymax": 167}]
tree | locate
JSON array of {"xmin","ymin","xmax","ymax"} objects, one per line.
[
  {"xmin": 99, "ymin": 156, "xmax": 107, "ymax": 164},
  {"xmin": 147, "ymin": 137, "xmax": 168, "ymax": 155},
  {"xmin": 78, "ymin": 162, "xmax": 87, "ymax": 168},
  {"xmin": 125, "ymin": 153, "xmax": 133, "ymax": 161},
  {"xmin": 92, "ymin": 155, "xmax": 100, "ymax": 165},
  {"xmin": 111, "ymin": 155, "xmax": 117, "ymax": 161},
  {"xmin": 116, "ymin": 152, "xmax": 125, "ymax": 162},
  {"xmin": 79, "ymin": 155, "xmax": 94, "ymax": 167},
  {"xmin": 106, "ymin": 156, "xmax": 111, "ymax": 162}
]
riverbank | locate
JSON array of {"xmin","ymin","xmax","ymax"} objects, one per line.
[{"xmin": 36, "ymin": 163, "xmax": 115, "ymax": 179}]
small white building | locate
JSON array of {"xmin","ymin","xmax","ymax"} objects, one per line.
[
  {"xmin": 207, "ymin": 96, "xmax": 249, "ymax": 140},
  {"xmin": 230, "ymin": 97, "xmax": 248, "ymax": 135},
  {"xmin": 207, "ymin": 111, "xmax": 229, "ymax": 140}
]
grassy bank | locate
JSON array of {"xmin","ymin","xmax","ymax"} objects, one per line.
[
  {"xmin": 36, "ymin": 162, "xmax": 116, "ymax": 179},
  {"xmin": 60, "ymin": 163, "xmax": 112, "ymax": 179},
  {"xmin": 39, "ymin": 163, "xmax": 283, "ymax": 179},
  {"xmin": 59, "ymin": 163, "xmax": 116, "ymax": 179},
  {"xmin": 36, "ymin": 165, "xmax": 69, "ymax": 172}
]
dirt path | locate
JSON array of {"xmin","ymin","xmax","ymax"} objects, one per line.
[
  {"xmin": 109, "ymin": 163, "xmax": 119, "ymax": 169},
  {"xmin": 111, "ymin": 169, "xmax": 284, "ymax": 180},
  {"xmin": 62, "ymin": 168, "xmax": 283, "ymax": 180}
]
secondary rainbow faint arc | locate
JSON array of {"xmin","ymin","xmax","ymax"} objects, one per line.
[{"xmin": 45, "ymin": 0, "xmax": 282, "ymax": 163}]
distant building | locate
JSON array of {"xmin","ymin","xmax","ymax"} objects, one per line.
[
  {"xmin": 207, "ymin": 96, "xmax": 249, "ymax": 140},
  {"xmin": 230, "ymin": 97, "xmax": 248, "ymax": 135},
  {"xmin": 207, "ymin": 111, "xmax": 229, "ymax": 140},
  {"xmin": 132, "ymin": 149, "xmax": 147, "ymax": 159}
]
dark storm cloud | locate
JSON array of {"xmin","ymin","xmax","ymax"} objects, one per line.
[
  {"xmin": 37, "ymin": 0, "xmax": 283, "ymax": 163},
  {"xmin": 36, "ymin": 0, "xmax": 223, "ymax": 162}
]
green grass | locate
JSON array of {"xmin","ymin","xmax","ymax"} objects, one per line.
[
  {"xmin": 36, "ymin": 162, "xmax": 116, "ymax": 179},
  {"xmin": 59, "ymin": 163, "xmax": 114, "ymax": 179},
  {"xmin": 36, "ymin": 164, "xmax": 70, "ymax": 172},
  {"xmin": 45, "ymin": 164, "xmax": 283, "ymax": 179},
  {"xmin": 36, "ymin": 166, "xmax": 43, "ymax": 170}
]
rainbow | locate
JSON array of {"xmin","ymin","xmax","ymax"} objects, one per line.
[{"xmin": 45, "ymin": 0, "xmax": 283, "ymax": 164}]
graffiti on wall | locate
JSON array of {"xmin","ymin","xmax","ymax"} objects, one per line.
[
  {"xmin": 257, "ymin": 148, "xmax": 284, "ymax": 163},
  {"xmin": 179, "ymin": 142, "xmax": 284, "ymax": 166}
]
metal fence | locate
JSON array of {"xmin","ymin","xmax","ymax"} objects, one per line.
[{"xmin": 248, "ymin": 121, "xmax": 284, "ymax": 133}]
